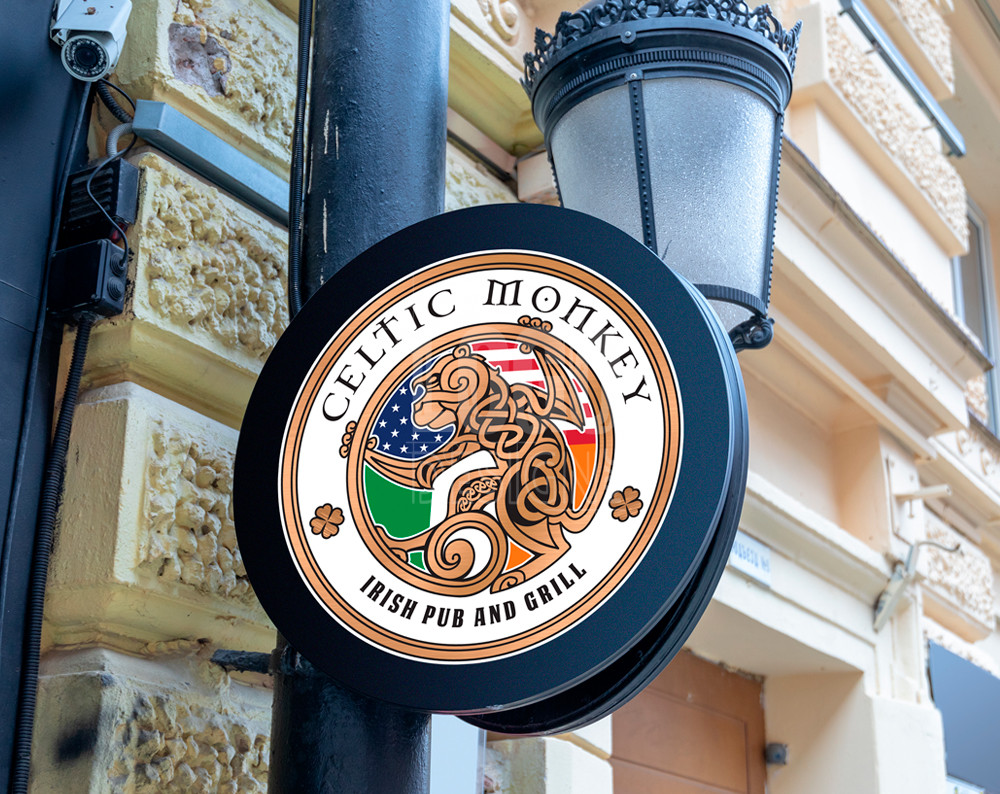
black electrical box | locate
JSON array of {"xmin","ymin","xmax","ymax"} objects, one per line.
[
  {"xmin": 48, "ymin": 239, "xmax": 127, "ymax": 318},
  {"xmin": 58, "ymin": 160, "xmax": 140, "ymax": 248}
]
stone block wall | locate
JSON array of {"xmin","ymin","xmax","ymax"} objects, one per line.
[
  {"xmin": 81, "ymin": 152, "xmax": 288, "ymax": 428},
  {"xmin": 821, "ymin": 8, "xmax": 966, "ymax": 248},
  {"xmin": 35, "ymin": 0, "xmax": 520, "ymax": 790},
  {"xmin": 115, "ymin": 0, "xmax": 296, "ymax": 177},
  {"xmin": 32, "ymin": 649, "xmax": 271, "ymax": 794},
  {"xmin": 46, "ymin": 382, "xmax": 272, "ymax": 656}
]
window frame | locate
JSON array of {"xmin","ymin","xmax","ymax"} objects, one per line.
[{"xmin": 953, "ymin": 201, "xmax": 1000, "ymax": 434}]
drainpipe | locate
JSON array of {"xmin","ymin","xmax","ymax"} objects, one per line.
[
  {"xmin": 267, "ymin": 1, "xmax": 449, "ymax": 791},
  {"xmin": 301, "ymin": 0, "xmax": 450, "ymax": 291}
]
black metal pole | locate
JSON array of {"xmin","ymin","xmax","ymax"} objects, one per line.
[
  {"xmin": 269, "ymin": 636, "xmax": 432, "ymax": 792},
  {"xmin": 301, "ymin": 0, "xmax": 450, "ymax": 293},
  {"xmin": 268, "ymin": 1, "xmax": 449, "ymax": 791}
]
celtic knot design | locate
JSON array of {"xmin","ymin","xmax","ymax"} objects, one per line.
[
  {"xmin": 354, "ymin": 333, "xmax": 612, "ymax": 596},
  {"xmin": 522, "ymin": 0, "xmax": 802, "ymax": 92},
  {"xmin": 456, "ymin": 476, "xmax": 501, "ymax": 512}
]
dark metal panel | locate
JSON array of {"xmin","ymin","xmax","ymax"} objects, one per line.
[
  {"xmin": 269, "ymin": 644, "xmax": 431, "ymax": 793},
  {"xmin": 0, "ymin": 4, "xmax": 88, "ymax": 785},
  {"xmin": 929, "ymin": 641, "xmax": 1000, "ymax": 793},
  {"xmin": 0, "ymin": 3, "xmax": 88, "ymax": 781}
]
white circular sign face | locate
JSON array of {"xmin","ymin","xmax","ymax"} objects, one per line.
[{"xmin": 278, "ymin": 251, "xmax": 682, "ymax": 663}]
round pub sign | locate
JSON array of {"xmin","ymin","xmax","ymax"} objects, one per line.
[{"xmin": 235, "ymin": 204, "xmax": 747, "ymax": 719}]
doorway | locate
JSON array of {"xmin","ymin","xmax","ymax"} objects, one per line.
[{"xmin": 611, "ymin": 650, "xmax": 766, "ymax": 794}]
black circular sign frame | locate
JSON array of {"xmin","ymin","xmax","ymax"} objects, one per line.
[
  {"xmin": 235, "ymin": 203, "xmax": 747, "ymax": 717},
  {"xmin": 463, "ymin": 279, "xmax": 747, "ymax": 734}
]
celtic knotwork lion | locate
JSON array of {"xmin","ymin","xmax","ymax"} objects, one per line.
[{"xmin": 362, "ymin": 341, "xmax": 604, "ymax": 594}]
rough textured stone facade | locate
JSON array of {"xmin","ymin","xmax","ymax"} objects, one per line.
[
  {"xmin": 944, "ymin": 425, "xmax": 1000, "ymax": 498},
  {"xmin": 924, "ymin": 513, "xmax": 994, "ymax": 627},
  {"xmin": 824, "ymin": 13, "xmax": 966, "ymax": 245},
  {"xmin": 966, "ymin": 373, "xmax": 989, "ymax": 425},
  {"xmin": 135, "ymin": 153, "xmax": 288, "ymax": 364},
  {"xmin": 117, "ymin": 0, "xmax": 296, "ymax": 174},
  {"xmin": 143, "ymin": 420, "xmax": 250, "ymax": 602},
  {"xmin": 886, "ymin": 0, "xmax": 955, "ymax": 89},
  {"xmin": 446, "ymin": 146, "xmax": 517, "ymax": 212},
  {"xmin": 32, "ymin": 651, "xmax": 271, "ymax": 794},
  {"xmin": 46, "ymin": 383, "xmax": 272, "ymax": 656},
  {"xmin": 170, "ymin": 0, "xmax": 295, "ymax": 155},
  {"xmin": 108, "ymin": 690, "xmax": 269, "ymax": 793}
]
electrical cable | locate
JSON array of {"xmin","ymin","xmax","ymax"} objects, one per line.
[
  {"xmin": 86, "ymin": 88, "xmax": 138, "ymax": 266},
  {"xmin": 105, "ymin": 121, "xmax": 134, "ymax": 158},
  {"xmin": 287, "ymin": 0, "xmax": 314, "ymax": 318},
  {"xmin": 96, "ymin": 78, "xmax": 134, "ymax": 123},
  {"xmin": 9, "ymin": 80, "xmax": 136, "ymax": 794},
  {"xmin": 263, "ymin": 0, "xmax": 312, "ymax": 703},
  {"xmin": 10, "ymin": 313, "xmax": 96, "ymax": 794}
]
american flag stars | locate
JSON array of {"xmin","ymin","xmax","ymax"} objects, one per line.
[{"xmin": 370, "ymin": 360, "xmax": 455, "ymax": 460}]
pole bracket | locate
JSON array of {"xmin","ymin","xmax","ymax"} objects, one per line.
[
  {"xmin": 210, "ymin": 649, "xmax": 272, "ymax": 675},
  {"xmin": 873, "ymin": 539, "xmax": 961, "ymax": 631},
  {"xmin": 729, "ymin": 316, "xmax": 774, "ymax": 352}
]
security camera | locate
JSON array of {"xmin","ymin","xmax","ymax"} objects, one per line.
[{"xmin": 50, "ymin": 0, "xmax": 133, "ymax": 82}]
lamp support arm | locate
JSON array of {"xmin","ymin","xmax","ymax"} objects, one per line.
[{"xmin": 873, "ymin": 539, "xmax": 961, "ymax": 631}]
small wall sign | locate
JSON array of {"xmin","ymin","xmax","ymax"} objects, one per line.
[
  {"xmin": 235, "ymin": 204, "xmax": 748, "ymax": 725},
  {"xmin": 729, "ymin": 530, "xmax": 772, "ymax": 587}
]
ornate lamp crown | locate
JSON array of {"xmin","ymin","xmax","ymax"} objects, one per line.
[{"xmin": 523, "ymin": 0, "xmax": 801, "ymax": 95}]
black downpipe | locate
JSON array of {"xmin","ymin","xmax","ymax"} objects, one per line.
[
  {"xmin": 300, "ymin": 0, "xmax": 450, "ymax": 293},
  {"xmin": 286, "ymin": 0, "xmax": 313, "ymax": 318},
  {"xmin": 268, "ymin": 1, "xmax": 449, "ymax": 791},
  {"xmin": 269, "ymin": 637, "xmax": 432, "ymax": 792},
  {"xmin": 11, "ymin": 314, "xmax": 95, "ymax": 794}
]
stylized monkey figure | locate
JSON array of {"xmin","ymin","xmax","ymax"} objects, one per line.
[{"xmin": 361, "ymin": 341, "xmax": 603, "ymax": 594}]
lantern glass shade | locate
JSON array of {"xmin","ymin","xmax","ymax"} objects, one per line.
[
  {"xmin": 550, "ymin": 77, "xmax": 778, "ymax": 330},
  {"xmin": 549, "ymin": 87, "xmax": 646, "ymax": 245},
  {"xmin": 525, "ymin": 8, "xmax": 800, "ymax": 345}
]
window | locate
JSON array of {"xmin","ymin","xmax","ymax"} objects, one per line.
[{"xmin": 953, "ymin": 204, "xmax": 1000, "ymax": 433}]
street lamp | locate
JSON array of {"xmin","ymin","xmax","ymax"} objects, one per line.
[{"xmin": 523, "ymin": 0, "xmax": 801, "ymax": 350}]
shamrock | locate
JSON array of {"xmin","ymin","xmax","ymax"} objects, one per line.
[
  {"xmin": 609, "ymin": 486, "xmax": 642, "ymax": 522},
  {"xmin": 310, "ymin": 504, "xmax": 344, "ymax": 538}
]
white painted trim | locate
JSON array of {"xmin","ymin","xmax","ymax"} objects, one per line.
[
  {"xmin": 781, "ymin": 140, "xmax": 987, "ymax": 373},
  {"xmin": 776, "ymin": 163, "xmax": 974, "ymax": 432},
  {"xmin": 771, "ymin": 308, "xmax": 937, "ymax": 459},
  {"xmin": 743, "ymin": 471, "xmax": 891, "ymax": 596}
]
